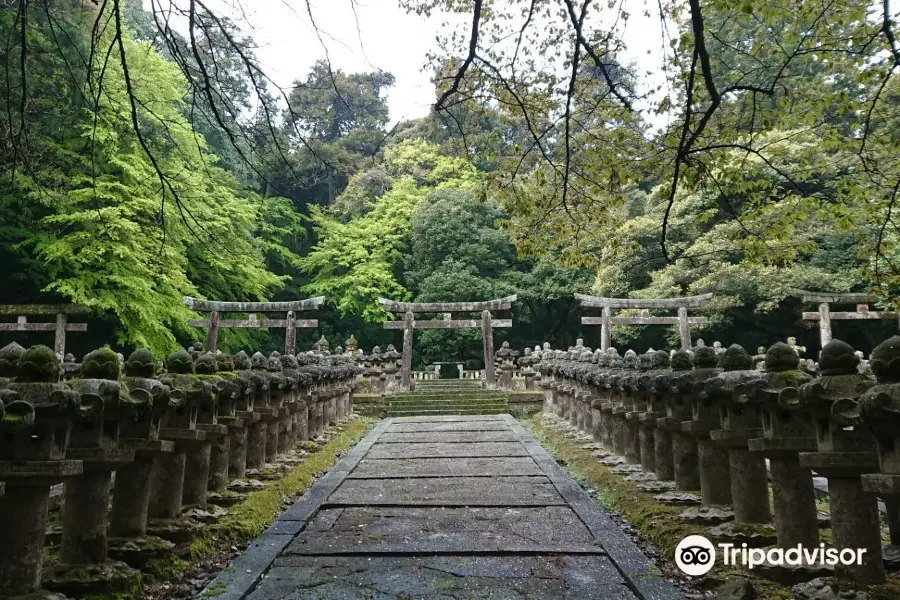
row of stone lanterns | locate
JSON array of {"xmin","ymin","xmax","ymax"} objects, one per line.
[
  {"xmin": 538, "ymin": 336, "xmax": 900, "ymax": 586},
  {"xmin": 0, "ymin": 341, "xmax": 362, "ymax": 599}
]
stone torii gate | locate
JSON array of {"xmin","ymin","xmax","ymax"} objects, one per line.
[
  {"xmin": 378, "ymin": 295, "xmax": 517, "ymax": 390},
  {"xmin": 184, "ymin": 296, "xmax": 325, "ymax": 355},
  {"xmin": 575, "ymin": 293, "xmax": 712, "ymax": 351},
  {"xmin": 791, "ymin": 289, "xmax": 899, "ymax": 349},
  {"xmin": 0, "ymin": 304, "xmax": 89, "ymax": 359}
]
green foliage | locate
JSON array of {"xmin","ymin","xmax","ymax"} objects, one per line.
[
  {"xmin": 0, "ymin": 8, "xmax": 302, "ymax": 355},
  {"xmin": 299, "ymin": 140, "xmax": 476, "ymax": 322}
]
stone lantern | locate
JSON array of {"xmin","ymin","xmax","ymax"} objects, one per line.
[
  {"xmin": 0, "ymin": 345, "xmax": 81, "ymax": 597},
  {"xmin": 228, "ymin": 352, "xmax": 260, "ymax": 480},
  {"xmin": 705, "ymin": 345, "xmax": 772, "ymax": 543},
  {"xmin": 516, "ymin": 348, "xmax": 533, "ymax": 391},
  {"xmin": 382, "ymin": 344, "xmax": 402, "ymax": 393},
  {"xmin": 796, "ymin": 339, "xmax": 882, "ymax": 583},
  {"xmin": 743, "ymin": 342, "xmax": 818, "ymax": 551},
  {"xmin": 149, "ymin": 350, "xmax": 210, "ymax": 533},
  {"xmin": 655, "ymin": 349, "xmax": 700, "ymax": 492},
  {"xmin": 238, "ymin": 352, "xmax": 272, "ymax": 470},
  {"xmin": 279, "ymin": 354, "xmax": 307, "ymax": 451},
  {"xmin": 682, "ymin": 345, "xmax": 733, "ymax": 512},
  {"xmin": 262, "ymin": 353, "xmax": 288, "ymax": 464},
  {"xmin": 610, "ymin": 350, "xmax": 638, "ymax": 463},
  {"xmin": 346, "ymin": 334, "xmax": 359, "ymax": 354},
  {"xmin": 111, "ymin": 348, "xmax": 177, "ymax": 566},
  {"xmin": 622, "ymin": 350, "xmax": 648, "ymax": 466},
  {"xmin": 597, "ymin": 349, "xmax": 623, "ymax": 453},
  {"xmin": 47, "ymin": 347, "xmax": 139, "ymax": 597},
  {"xmin": 860, "ymin": 335, "xmax": 900, "ymax": 571},
  {"xmin": 587, "ymin": 350, "xmax": 609, "ymax": 443},
  {"xmin": 495, "ymin": 341, "xmax": 519, "ymax": 390},
  {"xmin": 314, "ymin": 335, "xmax": 330, "ymax": 355},
  {"xmin": 368, "ymin": 346, "xmax": 384, "ymax": 394},
  {"xmin": 195, "ymin": 353, "xmax": 239, "ymax": 493},
  {"xmin": 636, "ymin": 350, "xmax": 671, "ymax": 478}
]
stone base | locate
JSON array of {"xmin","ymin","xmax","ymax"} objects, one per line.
[
  {"xmin": 637, "ymin": 481, "xmax": 676, "ymax": 493},
  {"xmin": 42, "ymin": 559, "xmax": 140, "ymax": 599},
  {"xmin": 246, "ymin": 465, "xmax": 290, "ymax": 481},
  {"xmin": 590, "ymin": 450, "xmax": 616, "ymax": 460},
  {"xmin": 0, "ymin": 592, "xmax": 70, "ymax": 600},
  {"xmin": 611, "ymin": 463, "xmax": 643, "ymax": 474},
  {"xmin": 755, "ymin": 558, "xmax": 834, "ymax": 586},
  {"xmin": 274, "ymin": 450, "xmax": 309, "ymax": 465},
  {"xmin": 182, "ymin": 504, "xmax": 229, "ymax": 524},
  {"xmin": 599, "ymin": 456, "xmax": 626, "ymax": 466},
  {"xmin": 679, "ymin": 506, "xmax": 734, "ymax": 525},
  {"xmin": 817, "ymin": 511, "xmax": 831, "ymax": 529},
  {"xmin": 207, "ymin": 491, "xmax": 247, "ymax": 507},
  {"xmin": 792, "ymin": 578, "xmax": 868, "ymax": 600},
  {"xmin": 625, "ymin": 472, "xmax": 658, "ymax": 483},
  {"xmin": 581, "ymin": 443, "xmax": 605, "ymax": 451},
  {"xmin": 653, "ymin": 492, "xmax": 701, "ymax": 506},
  {"xmin": 146, "ymin": 518, "xmax": 203, "ymax": 545},
  {"xmin": 883, "ymin": 544, "xmax": 900, "ymax": 571},
  {"xmin": 227, "ymin": 479, "xmax": 266, "ymax": 494},
  {"xmin": 108, "ymin": 536, "xmax": 175, "ymax": 569},
  {"xmin": 298, "ymin": 440, "xmax": 321, "ymax": 453},
  {"xmin": 708, "ymin": 522, "xmax": 778, "ymax": 548},
  {"xmin": 43, "ymin": 526, "xmax": 62, "ymax": 547}
]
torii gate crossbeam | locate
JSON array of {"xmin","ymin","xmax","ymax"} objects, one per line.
[
  {"xmin": 575, "ymin": 293, "xmax": 712, "ymax": 350},
  {"xmin": 378, "ymin": 295, "xmax": 517, "ymax": 390},
  {"xmin": 185, "ymin": 296, "xmax": 325, "ymax": 355}
]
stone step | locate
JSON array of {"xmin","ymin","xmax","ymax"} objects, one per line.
[
  {"xmin": 414, "ymin": 382, "xmax": 483, "ymax": 388},
  {"xmin": 389, "ymin": 399, "xmax": 509, "ymax": 406},
  {"xmin": 388, "ymin": 404, "xmax": 511, "ymax": 412},
  {"xmin": 391, "ymin": 392, "xmax": 509, "ymax": 400},
  {"xmin": 388, "ymin": 408, "xmax": 511, "ymax": 416}
]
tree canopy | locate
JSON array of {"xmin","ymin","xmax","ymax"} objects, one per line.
[{"xmin": 3, "ymin": 0, "xmax": 900, "ymax": 360}]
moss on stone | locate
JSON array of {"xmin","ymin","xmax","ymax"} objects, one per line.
[
  {"xmin": 187, "ymin": 418, "xmax": 373, "ymax": 558},
  {"xmin": 521, "ymin": 413, "xmax": 900, "ymax": 596}
]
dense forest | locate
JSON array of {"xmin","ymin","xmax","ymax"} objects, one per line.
[{"xmin": 1, "ymin": 0, "xmax": 899, "ymax": 364}]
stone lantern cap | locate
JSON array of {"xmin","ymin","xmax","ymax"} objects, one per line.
[
  {"xmin": 858, "ymin": 336, "xmax": 900, "ymax": 478},
  {"xmin": 0, "ymin": 345, "xmax": 83, "ymax": 466}
]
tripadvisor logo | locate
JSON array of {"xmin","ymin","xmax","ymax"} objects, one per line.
[{"xmin": 675, "ymin": 535, "xmax": 869, "ymax": 576}]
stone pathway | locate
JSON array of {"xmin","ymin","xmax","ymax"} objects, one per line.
[{"xmin": 206, "ymin": 415, "xmax": 684, "ymax": 600}]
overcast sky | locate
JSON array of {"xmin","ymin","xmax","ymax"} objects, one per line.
[{"xmin": 175, "ymin": 0, "xmax": 669, "ymax": 125}]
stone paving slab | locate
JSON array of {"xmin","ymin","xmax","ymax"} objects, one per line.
[
  {"xmin": 285, "ymin": 506, "xmax": 600, "ymax": 554},
  {"xmin": 326, "ymin": 475, "xmax": 566, "ymax": 506},
  {"xmin": 250, "ymin": 555, "xmax": 639, "ymax": 600},
  {"xmin": 365, "ymin": 441, "xmax": 527, "ymax": 458},
  {"xmin": 203, "ymin": 415, "xmax": 685, "ymax": 600},
  {"xmin": 349, "ymin": 456, "xmax": 543, "ymax": 478},
  {"xmin": 377, "ymin": 430, "xmax": 520, "ymax": 443},
  {"xmin": 386, "ymin": 420, "xmax": 511, "ymax": 433}
]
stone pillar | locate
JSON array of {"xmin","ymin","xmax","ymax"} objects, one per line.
[
  {"xmin": 682, "ymin": 346, "xmax": 730, "ymax": 505},
  {"xmin": 0, "ymin": 345, "xmax": 79, "ymax": 594},
  {"xmin": 798, "ymin": 339, "xmax": 883, "ymax": 583},
  {"xmin": 401, "ymin": 311, "xmax": 414, "ymax": 390},
  {"xmin": 696, "ymin": 437, "xmax": 732, "ymax": 505},
  {"xmin": 482, "ymin": 310, "xmax": 496, "ymax": 388},
  {"xmin": 149, "ymin": 448, "xmax": 188, "ymax": 518},
  {"xmin": 707, "ymin": 345, "xmax": 771, "ymax": 526},
  {"xmin": 228, "ymin": 421, "xmax": 250, "ymax": 478},
  {"xmin": 0, "ymin": 486, "xmax": 58, "ymax": 595}
]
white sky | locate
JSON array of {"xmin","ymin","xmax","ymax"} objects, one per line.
[{"xmin": 161, "ymin": 0, "xmax": 670, "ymax": 125}]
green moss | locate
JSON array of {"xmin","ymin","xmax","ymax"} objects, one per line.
[
  {"xmin": 188, "ymin": 418, "xmax": 374, "ymax": 558},
  {"xmin": 522, "ymin": 413, "xmax": 900, "ymax": 597},
  {"xmin": 521, "ymin": 414, "xmax": 701, "ymax": 560}
]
